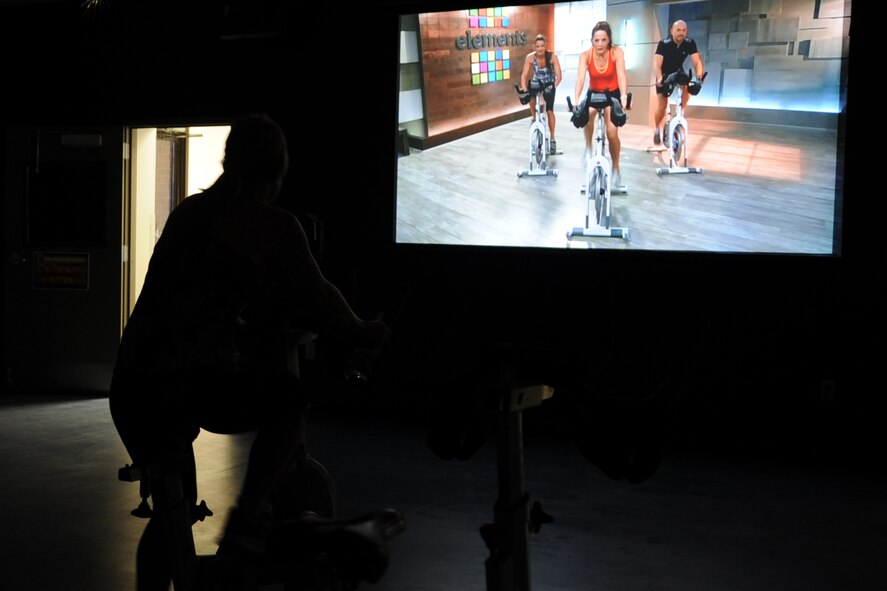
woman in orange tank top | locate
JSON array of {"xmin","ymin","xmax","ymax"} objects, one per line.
[{"xmin": 574, "ymin": 21, "xmax": 629, "ymax": 188}]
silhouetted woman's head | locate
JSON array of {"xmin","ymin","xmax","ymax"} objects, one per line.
[{"xmin": 223, "ymin": 113, "xmax": 289, "ymax": 202}]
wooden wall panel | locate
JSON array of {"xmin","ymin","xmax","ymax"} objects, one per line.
[{"xmin": 419, "ymin": 5, "xmax": 555, "ymax": 141}]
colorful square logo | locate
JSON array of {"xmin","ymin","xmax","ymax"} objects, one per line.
[
  {"xmin": 471, "ymin": 50, "xmax": 510, "ymax": 85},
  {"xmin": 469, "ymin": 7, "xmax": 508, "ymax": 30},
  {"xmin": 467, "ymin": 8, "xmax": 511, "ymax": 85}
]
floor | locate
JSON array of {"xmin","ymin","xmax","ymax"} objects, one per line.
[
  {"xmin": 1, "ymin": 392, "xmax": 884, "ymax": 591},
  {"xmin": 395, "ymin": 110, "xmax": 838, "ymax": 253}
]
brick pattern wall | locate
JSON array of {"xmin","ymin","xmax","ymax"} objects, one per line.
[{"xmin": 420, "ymin": 6, "xmax": 554, "ymax": 138}]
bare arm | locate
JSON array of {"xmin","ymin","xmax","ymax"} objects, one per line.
[
  {"xmin": 520, "ymin": 52, "xmax": 533, "ymax": 90},
  {"xmin": 691, "ymin": 51, "xmax": 704, "ymax": 79},
  {"xmin": 653, "ymin": 53, "xmax": 664, "ymax": 86},
  {"xmin": 553, "ymin": 54, "xmax": 563, "ymax": 87},
  {"xmin": 614, "ymin": 47, "xmax": 628, "ymax": 106},
  {"xmin": 574, "ymin": 50, "xmax": 589, "ymax": 106},
  {"xmin": 272, "ymin": 210, "xmax": 380, "ymax": 343}
]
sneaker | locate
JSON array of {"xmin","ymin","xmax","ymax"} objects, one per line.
[
  {"xmin": 653, "ymin": 129, "xmax": 661, "ymax": 145},
  {"xmin": 218, "ymin": 506, "xmax": 273, "ymax": 556},
  {"xmin": 549, "ymin": 139, "xmax": 557, "ymax": 154},
  {"xmin": 613, "ymin": 171, "xmax": 626, "ymax": 190}
]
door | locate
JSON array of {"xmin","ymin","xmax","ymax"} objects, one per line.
[
  {"xmin": 4, "ymin": 125, "xmax": 125, "ymax": 393},
  {"xmin": 126, "ymin": 125, "xmax": 228, "ymax": 315}
]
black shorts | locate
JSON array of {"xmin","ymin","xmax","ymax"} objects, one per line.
[
  {"xmin": 542, "ymin": 86, "xmax": 556, "ymax": 112},
  {"xmin": 109, "ymin": 363, "xmax": 309, "ymax": 464},
  {"xmin": 530, "ymin": 79, "xmax": 556, "ymax": 112},
  {"xmin": 588, "ymin": 88, "xmax": 621, "ymax": 101}
]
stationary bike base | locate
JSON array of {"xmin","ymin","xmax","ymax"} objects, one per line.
[
  {"xmin": 519, "ymin": 168, "xmax": 558, "ymax": 177},
  {"xmin": 656, "ymin": 165, "xmax": 703, "ymax": 175},
  {"xmin": 567, "ymin": 226, "xmax": 630, "ymax": 240}
]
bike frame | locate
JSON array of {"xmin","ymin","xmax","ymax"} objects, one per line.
[
  {"xmin": 518, "ymin": 87, "xmax": 557, "ymax": 178},
  {"xmin": 567, "ymin": 92, "xmax": 629, "ymax": 241},
  {"xmin": 654, "ymin": 77, "xmax": 703, "ymax": 175},
  {"xmin": 585, "ymin": 103, "xmax": 612, "ymax": 226}
]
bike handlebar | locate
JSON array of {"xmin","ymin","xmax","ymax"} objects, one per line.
[
  {"xmin": 567, "ymin": 89, "xmax": 631, "ymax": 128},
  {"xmin": 515, "ymin": 82, "xmax": 553, "ymax": 105},
  {"xmin": 659, "ymin": 69, "xmax": 707, "ymax": 97},
  {"xmin": 516, "ymin": 84, "xmax": 531, "ymax": 105},
  {"xmin": 344, "ymin": 312, "xmax": 389, "ymax": 384}
]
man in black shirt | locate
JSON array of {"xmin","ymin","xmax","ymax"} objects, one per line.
[{"xmin": 652, "ymin": 20, "xmax": 705, "ymax": 145}]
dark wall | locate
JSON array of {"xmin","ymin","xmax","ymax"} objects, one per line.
[
  {"xmin": 370, "ymin": 2, "xmax": 882, "ymax": 465},
  {"xmin": 2, "ymin": 0, "xmax": 882, "ymax": 462}
]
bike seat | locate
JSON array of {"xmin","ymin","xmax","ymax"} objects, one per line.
[
  {"xmin": 587, "ymin": 92, "xmax": 610, "ymax": 110},
  {"xmin": 267, "ymin": 508, "xmax": 406, "ymax": 584},
  {"xmin": 670, "ymin": 72, "xmax": 691, "ymax": 86}
]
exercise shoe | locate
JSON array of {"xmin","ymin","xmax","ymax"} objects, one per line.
[
  {"xmin": 653, "ymin": 129, "xmax": 661, "ymax": 145},
  {"xmin": 267, "ymin": 509, "xmax": 406, "ymax": 585},
  {"xmin": 218, "ymin": 506, "xmax": 274, "ymax": 556},
  {"xmin": 613, "ymin": 171, "xmax": 626, "ymax": 191}
]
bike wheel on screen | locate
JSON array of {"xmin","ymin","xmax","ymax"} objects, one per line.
[
  {"xmin": 532, "ymin": 127, "xmax": 545, "ymax": 170},
  {"xmin": 593, "ymin": 168, "xmax": 610, "ymax": 229},
  {"xmin": 672, "ymin": 123, "xmax": 687, "ymax": 167}
]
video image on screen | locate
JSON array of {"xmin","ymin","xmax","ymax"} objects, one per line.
[{"xmin": 394, "ymin": 0, "xmax": 848, "ymax": 254}]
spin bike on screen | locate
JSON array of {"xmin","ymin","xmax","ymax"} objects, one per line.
[
  {"xmin": 565, "ymin": 88, "xmax": 631, "ymax": 241},
  {"xmin": 647, "ymin": 68, "xmax": 707, "ymax": 175},
  {"xmin": 515, "ymin": 81, "xmax": 560, "ymax": 178}
]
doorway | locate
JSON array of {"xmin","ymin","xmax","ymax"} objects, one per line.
[
  {"xmin": 125, "ymin": 125, "xmax": 230, "ymax": 318},
  {"xmin": 2, "ymin": 123, "xmax": 230, "ymax": 393}
]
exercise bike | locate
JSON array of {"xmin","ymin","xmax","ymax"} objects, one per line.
[
  {"xmin": 565, "ymin": 89, "xmax": 631, "ymax": 242},
  {"xmin": 426, "ymin": 342, "xmax": 556, "ymax": 591},
  {"xmin": 115, "ymin": 329, "xmax": 405, "ymax": 591},
  {"xmin": 647, "ymin": 69, "xmax": 707, "ymax": 175},
  {"xmin": 515, "ymin": 81, "xmax": 560, "ymax": 178}
]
